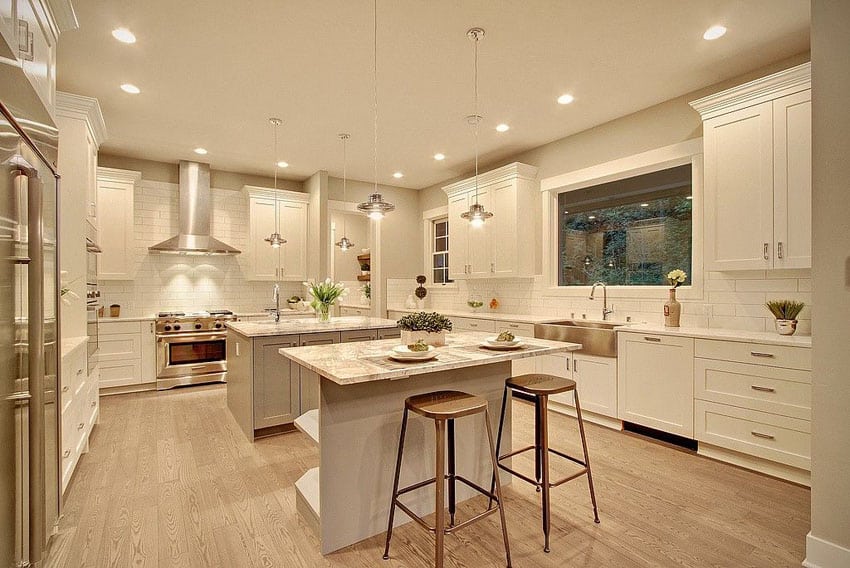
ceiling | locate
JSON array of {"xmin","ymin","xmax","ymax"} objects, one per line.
[{"xmin": 56, "ymin": 1, "xmax": 809, "ymax": 189}]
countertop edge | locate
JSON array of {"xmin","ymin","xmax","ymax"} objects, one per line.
[{"xmin": 226, "ymin": 317, "xmax": 399, "ymax": 338}]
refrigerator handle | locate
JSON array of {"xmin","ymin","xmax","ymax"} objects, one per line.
[{"xmin": 17, "ymin": 167, "xmax": 46, "ymax": 566}]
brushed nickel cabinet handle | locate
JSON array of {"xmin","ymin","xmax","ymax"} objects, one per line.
[
  {"xmin": 777, "ymin": 242, "xmax": 784, "ymax": 259},
  {"xmin": 751, "ymin": 431, "xmax": 775, "ymax": 440},
  {"xmin": 751, "ymin": 385, "xmax": 776, "ymax": 393},
  {"xmin": 763, "ymin": 242, "xmax": 770, "ymax": 260},
  {"xmin": 750, "ymin": 351, "xmax": 775, "ymax": 358},
  {"xmin": 644, "ymin": 337, "xmax": 662, "ymax": 342},
  {"xmin": 573, "ymin": 359, "xmax": 578, "ymax": 373},
  {"xmin": 508, "ymin": 324, "xmax": 519, "ymax": 328}
]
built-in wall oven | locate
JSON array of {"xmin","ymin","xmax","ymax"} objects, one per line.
[
  {"xmin": 155, "ymin": 310, "xmax": 236, "ymax": 390},
  {"xmin": 85, "ymin": 225, "xmax": 101, "ymax": 370}
]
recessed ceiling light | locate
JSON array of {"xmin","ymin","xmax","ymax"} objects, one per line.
[
  {"xmin": 433, "ymin": 153, "xmax": 445, "ymax": 161},
  {"xmin": 640, "ymin": 203, "xmax": 649, "ymax": 207},
  {"xmin": 703, "ymin": 25, "xmax": 727, "ymax": 41},
  {"xmin": 111, "ymin": 27, "xmax": 136, "ymax": 44},
  {"xmin": 495, "ymin": 123, "xmax": 510, "ymax": 132},
  {"xmin": 120, "ymin": 83, "xmax": 140, "ymax": 94},
  {"xmin": 557, "ymin": 93, "xmax": 575, "ymax": 105},
  {"xmin": 276, "ymin": 161, "xmax": 289, "ymax": 168},
  {"xmin": 193, "ymin": 147, "xmax": 208, "ymax": 155},
  {"xmin": 392, "ymin": 172, "xmax": 404, "ymax": 179}
]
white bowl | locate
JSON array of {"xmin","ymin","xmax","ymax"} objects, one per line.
[
  {"xmin": 390, "ymin": 344, "xmax": 437, "ymax": 361},
  {"xmin": 485, "ymin": 336, "xmax": 521, "ymax": 347},
  {"xmin": 481, "ymin": 340, "xmax": 524, "ymax": 351}
]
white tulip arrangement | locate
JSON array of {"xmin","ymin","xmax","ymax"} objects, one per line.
[
  {"xmin": 303, "ymin": 278, "xmax": 349, "ymax": 321},
  {"xmin": 666, "ymin": 269, "xmax": 687, "ymax": 289}
]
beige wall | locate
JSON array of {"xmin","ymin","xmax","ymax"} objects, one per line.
[
  {"xmin": 305, "ymin": 171, "xmax": 329, "ymax": 281},
  {"xmin": 98, "ymin": 153, "xmax": 304, "ymax": 192},
  {"xmin": 808, "ymin": 1, "xmax": 850, "ymax": 565},
  {"xmin": 418, "ymin": 52, "xmax": 811, "ymax": 212}
]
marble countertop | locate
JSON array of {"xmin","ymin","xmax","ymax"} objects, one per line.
[
  {"xmin": 226, "ymin": 316, "xmax": 399, "ymax": 338},
  {"xmin": 61, "ymin": 335, "xmax": 88, "ymax": 359},
  {"xmin": 280, "ymin": 331, "xmax": 580, "ymax": 385},
  {"xmin": 619, "ymin": 323, "xmax": 812, "ymax": 348},
  {"xmin": 387, "ymin": 306, "xmax": 562, "ymax": 324}
]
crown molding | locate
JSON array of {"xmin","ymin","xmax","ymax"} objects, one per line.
[
  {"xmin": 97, "ymin": 166, "xmax": 141, "ymax": 184},
  {"xmin": 442, "ymin": 162, "xmax": 538, "ymax": 196},
  {"xmin": 690, "ymin": 62, "xmax": 811, "ymax": 120},
  {"xmin": 56, "ymin": 91, "xmax": 107, "ymax": 146},
  {"xmin": 45, "ymin": 0, "xmax": 78, "ymax": 34},
  {"xmin": 243, "ymin": 185, "xmax": 310, "ymax": 203}
]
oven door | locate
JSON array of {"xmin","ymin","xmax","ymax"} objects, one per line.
[{"xmin": 156, "ymin": 332, "xmax": 227, "ymax": 386}]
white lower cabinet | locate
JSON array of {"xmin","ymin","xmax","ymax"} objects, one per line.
[
  {"xmin": 572, "ymin": 354, "xmax": 618, "ymax": 418},
  {"xmin": 98, "ymin": 320, "xmax": 157, "ymax": 389},
  {"xmin": 617, "ymin": 332, "xmax": 695, "ymax": 438},
  {"xmin": 60, "ymin": 339, "xmax": 98, "ymax": 493}
]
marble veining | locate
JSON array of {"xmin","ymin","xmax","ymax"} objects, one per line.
[
  {"xmin": 621, "ymin": 323, "xmax": 812, "ymax": 347},
  {"xmin": 279, "ymin": 331, "xmax": 580, "ymax": 385},
  {"xmin": 226, "ymin": 316, "xmax": 398, "ymax": 338}
]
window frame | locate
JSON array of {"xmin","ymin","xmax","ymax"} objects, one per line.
[
  {"xmin": 539, "ymin": 140, "xmax": 705, "ymax": 301},
  {"xmin": 422, "ymin": 206, "xmax": 457, "ymax": 288}
]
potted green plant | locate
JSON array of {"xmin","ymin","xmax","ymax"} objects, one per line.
[
  {"xmin": 287, "ymin": 295, "xmax": 302, "ymax": 310},
  {"xmin": 397, "ymin": 312, "xmax": 453, "ymax": 346},
  {"xmin": 766, "ymin": 300, "xmax": 805, "ymax": 336}
]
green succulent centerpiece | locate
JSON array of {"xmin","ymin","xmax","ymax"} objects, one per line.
[
  {"xmin": 766, "ymin": 299, "xmax": 805, "ymax": 336},
  {"xmin": 397, "ymin": 312, "xmax": 453, "ymax": 346},
  {"xmin": 304, "ymin": 278, "xmax": 349, "ymax": 322}
]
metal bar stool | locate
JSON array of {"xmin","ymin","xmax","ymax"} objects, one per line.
[
  {"xmin": 383, "ymin": 390, "xmax": 512, "ymax": 568},
  {"xmin": 491, "ymin": 374, "xmax": 599, "ymax": 553}
]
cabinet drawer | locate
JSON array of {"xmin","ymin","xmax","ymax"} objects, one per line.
[
  {"xmin": 299, "ymin": 332, "xmax": 340, "ymax": 346},
  {"xmin": 98, "ymin": 320, "xmax": 143, "ymax": 335},
  {"xmin": 340, "ymin": 329, "xmax": 378, "ymax": 343},
  {"xmin": 695, "ymin": 400, "xmax": 810, "ymax": 470},
  {"xmin": 694, "ymin": 358, "xmax": 811, "ymax": 420},
  {"xmin": 496, "ymin": 321, "xmax": 535, "ymax": 337},
  {"xmin": 98, "ymin": 333, "xmax": 142, "ymax": 361},
  {"xmin": 694, "ymin": 339, "xmax": 811, "ymax": 371},
  {"xmin": 98, "ymin": 360, "xmax": 143, "ymax": 388},
  {"xmin": 340, "ymin": 306, "xmax": 370, "ymax": 317},
  {"xmin": 377, "ymin": 327, "xmax": 401, "ymax": 340},
  {"xmin": 452, "ymin": 317, "xmax": 496, "ymax": 332}
]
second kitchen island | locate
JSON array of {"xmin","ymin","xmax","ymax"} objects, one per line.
[{"xmin": 226, "ymin": 316, "xmax": 400, "ymax": 440}]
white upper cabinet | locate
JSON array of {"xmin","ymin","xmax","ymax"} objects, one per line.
[
  {"xmin": 97, "ymin": 167, "xmax": 141, "ymax": 280},
  {"xmin": 442, "ymin": 162, "xmax": 539, "ymax": 279},
  {"xmin": 243, "ymin": 186, "xmax": 309, "ymax": 281},
  {"xmin": 691, "ymin": 62, "xmax": 811, "ymax": 271}
]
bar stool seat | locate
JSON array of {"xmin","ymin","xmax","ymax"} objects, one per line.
[
  {"xmin": 384, "ymin": 390, "xmax": 512, "ymax": 568},
  {"xmin": 492, "ymin": 373, "xmax": 600, "ymax": 553}
]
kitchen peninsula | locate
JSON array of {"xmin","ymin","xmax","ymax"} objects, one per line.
[
  {"xmin": 279, "ymin": 331, "xmax": 581, "ymax": 554},
  {"xmin": 226, "ymin": 316, "xmax": 400, "ymax": 440}
]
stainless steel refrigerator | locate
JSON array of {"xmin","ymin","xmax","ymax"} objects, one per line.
[{"xmin": 1, "ymin": 56, "xmax": 61, "ymax": 567}]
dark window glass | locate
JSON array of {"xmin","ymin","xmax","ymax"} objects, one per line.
[
  {"xmin": 169, "ymin": 340, "xmax": 226, "ymax": 365},
  {"xmin": 558, "ymin": 165, "xmax": 692, "ymax": 286}
]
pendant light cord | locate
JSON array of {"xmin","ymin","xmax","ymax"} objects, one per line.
[
  {"xmin": 272, "ymin": 119, "xmax": 280, "ymax": 234},
  {"xmin": 342, "ymin": 134, "xmax": 348, "ymax": 235},
  {"xmin": 473, "ymin": 32, "xmax": 480, "ymax": 205},
  {"xmin": 373, "ymin": 0, "xmax": 379, "ymax": 197}
]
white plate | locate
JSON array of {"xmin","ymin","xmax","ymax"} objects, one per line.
[
  {"xmin": 481, "ymin": 340, "xmax": 525, "ymax": 351},
  {"xmin": 390, "ymin": 345, "xmax": 437, "ymax": 361},
  {"xmin": 485, "ymin": 336, "xmax": 521, "ymax": 347}
]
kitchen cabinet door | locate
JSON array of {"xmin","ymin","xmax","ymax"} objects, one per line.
[
  {"xmin": 253, "ymin": 336, "xmax": 300, "ymax": 429},
  {"xmin": 97, "ymin": 170, "xmax": 137, "ymax": 280},
  {"xmin": 247, "ymin": 196, "xmax": 280, "ymax": 281},
  {"xmin": 490, "ymin": 180, "xmax": 517, "ymax": 276},
  {"xmin": 618, "ymin": 332, "xmax": 694, "ymax": 437},
  {"xmin": 279, "ymin": 201, "xmax": 307, "ymax": 280},
  {"xmin": 703, "ymin": 102, "xmax": 774, "ymax": 271},
  {"xmin": 773, "ymin": 90, "xmax": 812, "ymax": 269},
  {"xmin": 467, "ymin": 190, "xmax": 492, "ymax": 277},
  {"xmin": 447, "ymin": 192, "xmax": 470, "ymax": 280},
  {"xmin": 572, "ymin": 354, "xmax": 617, "ymax": 418}
]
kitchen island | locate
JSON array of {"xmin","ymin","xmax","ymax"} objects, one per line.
[
  {"xmin": 225, "ymin": 316, "xmax": 400, "ymax": 440},
  {"xmin": 279, "ymin": 331, "xmax": 581, "ymax": 554}
]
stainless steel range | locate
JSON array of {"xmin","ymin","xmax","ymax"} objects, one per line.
[{"xmin": 155, "ymin": 310, "xmax": 237, "ymax": 390}]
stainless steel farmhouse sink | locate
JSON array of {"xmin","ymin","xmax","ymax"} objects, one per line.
[{"xmin": 534, "ymin": 320, "xmax": 625, "ymax": 357}]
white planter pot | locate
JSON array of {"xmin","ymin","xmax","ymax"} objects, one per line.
[
  {"xmin": 400, "ymin": 330, "xmax": 446, "ymax": 347},
  {"xmin": 775, "ymin": 319, "xmax": 798, "ymax": 336}
]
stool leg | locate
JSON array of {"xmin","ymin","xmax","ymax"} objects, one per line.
[
  {"xmin": 434, "ymin": 419, "xmax": 447, "ymax": 568},
  {"xmin": 574, "ymin": 390, "xmax": 600, "ymax": 524},
  {"xmin": 383, "ymin": 408, "xmax": 409, "ymax": 560},
  {"xmin": 539, "ymin": 395, "xmax": 552, "ymax": 552},
  {"xmin": 534, "ymin": 394, "xmax": 542, "ymax": 493},
  {"xmin": 448, "ymin": 418, "xmax": 456, "ymax": 527},
  {"xmin": 488, "ymin": 386, "xmax": 510, "ymax": 510},
  {"xmin": 484, "ymin": 408, "xmax": 512, "ymax": 568}
]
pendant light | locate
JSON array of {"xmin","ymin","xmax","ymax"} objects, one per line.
[
  {"xmin": 357, "ymin": 0, "xmax": 395, "ymax": 221},
  {"xmin": 264, "ymin": 117, "xmax": 287, "ymax": 248},
  {"xmin": 460, "ymin": 27, "xmax": 493, "ymax": 228},
  {"xmin": 335, "ymin": 133, "xmax": 354, "ymax": 251}
]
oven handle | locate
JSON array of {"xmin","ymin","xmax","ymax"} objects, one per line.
[{"xmin": 156, "ymin": 333, "xmax": 227, "ymax": 343}]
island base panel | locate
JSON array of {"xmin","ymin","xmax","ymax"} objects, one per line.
[{"xmin": 318, "ymin": 361, "xmax": 513, "ymax": 554}]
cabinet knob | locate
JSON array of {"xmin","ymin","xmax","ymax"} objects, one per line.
[
  {"xmin": 91, "ymin": 400, "xmax": 97, "ymax": 407},
  {"xmin": 62, "ymin": 450, "xmax": 70, "ymax": 458},
  {"xmin": 62, "ymin": 386, "xmax": 69, "ymax": 392},
  {"xmin": 77, "ymin": 422, "xmax": 85, "ymax": 430}
]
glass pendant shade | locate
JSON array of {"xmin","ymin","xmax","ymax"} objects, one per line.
[
  {"xmin": 265, "ymin": 232, "xmax": 286, "ymax": 248},
  {"xmin": 335, "ymin": 235, "xmax": 353, "ymax": 251},
  {"xmin": 460, "ymin": 202, "xmax": 493, "ymax": 228},
  {"xmin": 357, "ymin": 192, "xmax": 395, "ymax": 220}
]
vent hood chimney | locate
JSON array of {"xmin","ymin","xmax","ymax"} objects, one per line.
[{"xmin": 148, "ymin": 161, "xmax": 241, "ymax": 255}]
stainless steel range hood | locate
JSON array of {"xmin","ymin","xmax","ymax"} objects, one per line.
[{"xmin": 149, "ymin": 161, "xmax": 241, "ymax": 255}]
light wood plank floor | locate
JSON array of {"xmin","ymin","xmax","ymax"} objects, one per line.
[{"xmin": 45, "ymin": 384, "xmax": 809, "ymax": 567}]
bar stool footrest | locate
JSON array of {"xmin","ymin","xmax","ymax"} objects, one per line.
[{"xmin": 497, "ymin": 445, "xmax": 590, "ymax": 489}]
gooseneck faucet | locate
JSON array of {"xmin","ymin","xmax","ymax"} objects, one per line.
[
  {"xmin": 272, "ymin": 283, "xmax": 281, "ymax": 323},
  {"xmin": 589, "ymin": 281, "xmax": 614, "ymax": 321}
]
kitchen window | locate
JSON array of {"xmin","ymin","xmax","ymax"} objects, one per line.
[
  {"xmin": 557, "ymin": 164, "xmax": 693, "ymax": 286},
  {"xmin": 431, "ymin": 218, "xmax": 452, "ymax": 285}
]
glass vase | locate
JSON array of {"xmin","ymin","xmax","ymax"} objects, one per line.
[{"xmin": 316, "ymin": 302, "xmax": 332, "ymax": 323}]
